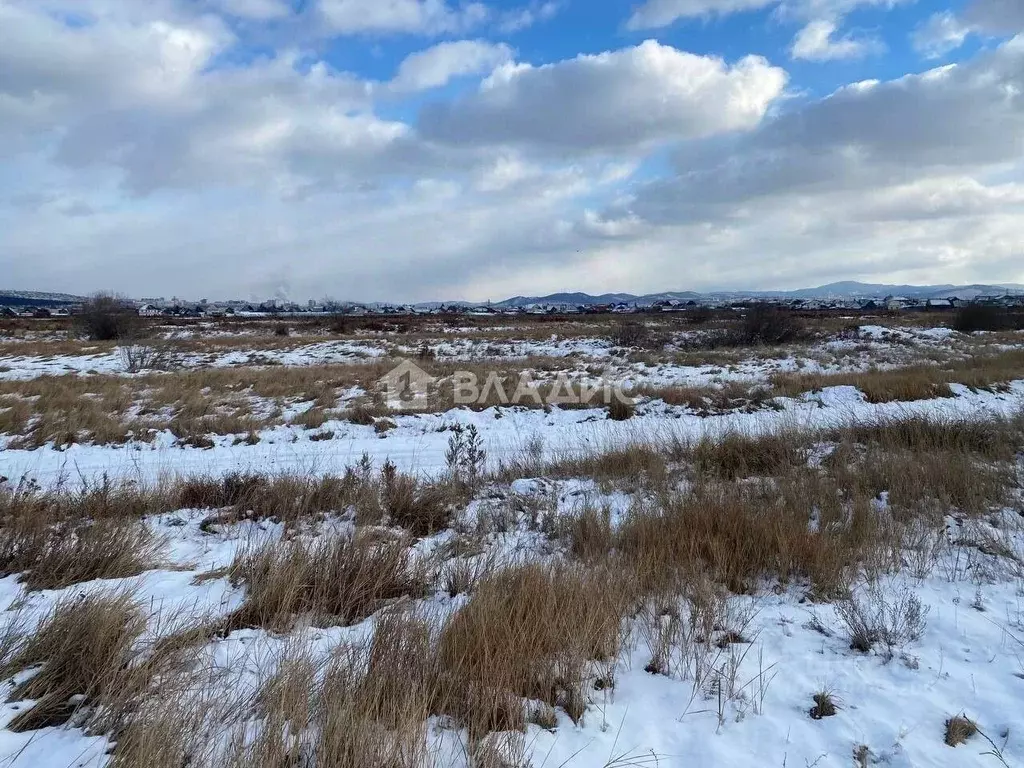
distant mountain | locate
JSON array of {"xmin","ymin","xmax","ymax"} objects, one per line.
[
  {"xmin": 496, "ymin": 282, "xmax": 1024, "ymax": 307},
  {"xmin": 0, "ymin": 290, "xmax": 84, "ymax": 307},
  {"xmin": 497, "ymin": 292, "xmax": 640, "ymax": 308}
]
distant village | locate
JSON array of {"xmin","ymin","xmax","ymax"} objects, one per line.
[{"xmin": 3, "ymin": 292, "xmax": 1024, "ymax": 320}]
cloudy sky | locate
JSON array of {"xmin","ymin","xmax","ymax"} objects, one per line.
[{"xmin": 2, "ymin": 0, "xmax": 1022, "ymax": 302}]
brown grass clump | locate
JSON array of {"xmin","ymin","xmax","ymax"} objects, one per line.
[
  {"xmin": 944, "ymin": 714, "xmax": 978, "ymax": 747},
  {"xmin": 0, "ymin": 481, "xmax": 165, "ymax": 589},
  {"xmin": 115, "ymin": 609, "xmax": 442, "ymax": 768},
  {"xmin": 831, "ymin": 413, "xmax": 1024, "ymax": 460},
  {"xmin": 546, "ymin": 444, "xmax": 671, "ymax": 487},
  {"xmin": 1, "ymin": 591, "xmax": 147, "ymax": 732},
  {"xmin": 690, "ymin": 431, "xmax": 806, "ymax": 480},
  {"xmin": 607, "ymin": 397, "xmax": 635, "ymax": 421},
  {"xmin": 827, "ymin": 445, "xmax": 1014, "ymax": 517},
  {"xmin": 809, "ymin": 690, "xmax": 838, "ymax": 719},
  {"xmin": 380, "ymin": 467, "xmax": 460, "ymax": 536},
  {"xmin": 435, "ymin": 562, "xmax": 632, "ymax": 736},
  {"xmin": 617, "ymin": 476, "xmax": 868, "ymax": 596},
  {"xmin": 225, "ymin": 531, "xmax": 426, "ymax": 632}
]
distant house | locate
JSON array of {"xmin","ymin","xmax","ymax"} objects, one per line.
[
  {"xmin": 137, "ymin": 304, "xmax": 162, "ymax": 317},
  {"xmin": 926, "ymin": 298, "xmax": 953, "ymax": 310}
]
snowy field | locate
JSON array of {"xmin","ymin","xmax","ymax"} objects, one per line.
[{"xmin": 1, "ymin": 314, "xmax": 1024, "ymax": 767}]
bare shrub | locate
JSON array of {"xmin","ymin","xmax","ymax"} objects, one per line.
[
  {"xmin": 953, "ymin": 305, "xmax": 1022, "ymax": 333},
  {"xmin": 74, "ymin": 293, "xmax": 141, "ymax": 341},
  {"xmin": 736, "ymin": 304, "xmax": 804, "ymax": 345},
  {"xmin": 835, "ymin": 583, "xmax": 929, "ymax": 654},
  {"xmin": 611, "ymin": 320, "xmax": 652, "ymax": 348},
  {"xmin": 119, "ymin": 338, "xmax": 176, "ymax": 373},
  {"xmin": 225, "ymin": 531, "xmax": 426, "ymax": 632}
]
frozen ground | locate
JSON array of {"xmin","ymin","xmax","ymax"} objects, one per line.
[
  {"xmin": 3, "ymin": 379, "xmax": 1024, "ymax": 491},
  {"xmin": 1, "ymin": 475, "xmax": 1022, "ymax": 767},
  {"xmin": 2, "ymin": 322, "xmax": 1024, "ymax": 767}
]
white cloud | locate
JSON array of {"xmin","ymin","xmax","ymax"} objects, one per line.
[
  {"xmin": 912, "ymin": 11, "xmax": 972, "ymax": 58},
  {"xmin": 2, "ymin": 0, "xmax": 1024, "ymax": 302},
  {"xmin": 420, "ymin": 41, "xmax": 788, "ymax": 152},
  {"xmin": 498, "ymin": 1, "xmax": 561, "ymax": 33},
  {"xmin": 317, "ymin": 0, "xmax": 488, "ymax": 35},
  {"xmin": 212, "ymin": 0, "xmax": 293, "ymax": 19},
  {"xmin": 790, "ymin": 19, "xmax": 880, "ymax": 60},
  {"xmin": 391, "ymin": 40, "xmax": 513, "ymax": 92},
  {"xmin": 626, "ymin": 0, "xmax": 776, "ymax": 29},
  {"xmin": 965, "ymin": 0, "xmax": 1024, "ymax": 33}
]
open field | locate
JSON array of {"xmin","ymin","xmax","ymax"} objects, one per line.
[{"xmin": 2, "ymin": 311, "xmax": 1024, "ymax": 767}]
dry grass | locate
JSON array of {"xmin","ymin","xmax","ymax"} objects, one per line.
[
  {"xmin": 224, "ymin": 531, "xmax": 427, "ymax": 632},
  {"xmin": 616, "ymin": 473, "xmax": 876, "ymax": 596},
  {"xmin": 1, "ymin": 591, "xmax": 146, "ymax": 732},
  {"xmin": 636, "ymin": 381, "xmax": 775, "ymax": 415},
  {"xmin": 0, "ymin": 480, "xmax": 166, "ymax": 589},
  {"xmin": 809, "ymin": 690, "xmax": 838, "ymax": 719},
  {"xmin": 944, "ymin": 714, "xmax": 978, "ymax": 747},
  {"xmin": 436, "ymin": 561, "xmax": 633, "ymax": 736},
  {"xmin": 771, "ymin": 349, "xmax": 1024, "ymax": 403},
  {"xmin": 691, "ymin": 431, "xmax": 807, "ymax": 480}
]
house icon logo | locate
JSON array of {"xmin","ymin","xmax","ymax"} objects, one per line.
[{"xmin": 378, "ymin": 359, "xmax": 436, "ymax": 411}]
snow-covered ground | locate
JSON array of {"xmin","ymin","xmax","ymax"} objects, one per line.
[
  {"xmin": 3, "ymin": 379, "xmax": 1023, "ymax": 491},
  {"xmin": 1, "ymin": 474, "xmax": 1022, "ymax": 767},
  {"xmin": 2, "ymin": 323, "xmax": 1024, "ymax": 767}
]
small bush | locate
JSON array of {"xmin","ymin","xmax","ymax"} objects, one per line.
[
  {"xmin": 273, "ymin": 324, "xmax": 290, "ymax": 337},
  {"xmin": 611, "ymin": 320, "xmax": 650, "ymax": 348},
  {"xmin": 607, "ymin": 397, "xmax": 634, "ymax": 421},
  {"xmin": 74, "ymin": 293, "xmax": 140, "ymax": 341},
  {"xmin": 944, "ymin": 714, "xmax": 978, "ymax": 747},
  {"xmin": 952, "ymin": 305, "xmax": 1021, "ymax": 333},
  {"xmin": 836, "ymin": 584, "xmax": 929, "ymax": 654},
  {"xmin": 809, "ymin": 691, "xmax": 838, "ymax": 719},
  {"xmin": 737, "ymin": 304, "xmax": 804, "ymax": 345}
]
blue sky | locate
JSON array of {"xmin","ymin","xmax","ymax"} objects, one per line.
[{"xmin": 1, "ymin": 0, "xmax": 1022, "ymax": 302}]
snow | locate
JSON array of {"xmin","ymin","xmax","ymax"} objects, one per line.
[
  {"xmin": 3, "ymin": 325, "xmax": 1024, "ymax": 766},
  {"xmin": 3, "ymin": 379, "xmax": 1022, "ymax": 490},
  {"xmin": 2, "ymin": 481, "xmax": 1023, "ymax": 766}
]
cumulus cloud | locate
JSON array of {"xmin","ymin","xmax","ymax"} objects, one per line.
[
  {"xmin": 790, "ymin": 19, "xmax": 880, "ymax": 60},
  {"xmin": 390, "ymin": 40, "xmax": 513, "ymax": 91},
  {"xmin": 912, "ymin": 11, "xmax": 972, "ymax": 58},
  {"xmin": 419, "ymin": 41, "xmax": 788, "ymax": 152},
  {"xmin": 2, "ymin": 0, "xmax": 1024, "ymax": 302},
  {"xmin": 626, "ymin": 0, "xmax": 775, "ymax": 29},
  {"xmin": 212, "ymin": 0, "xmax": 294, "ymax": 19},
  {"xmin": 965, "ymin": 0, "xmax": 1024, "ymax": 33},
  {"xmin": 316, "ymin": 0, "xmax": 488, "ymax": 35},
  {"xmin": 622, "ymin": 38, "xmax": 1024, "ymax": 244}
]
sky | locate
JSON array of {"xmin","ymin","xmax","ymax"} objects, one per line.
[{"xmin": 1, "ymin": 0, "xmax": 1023, "ymax": 303}]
